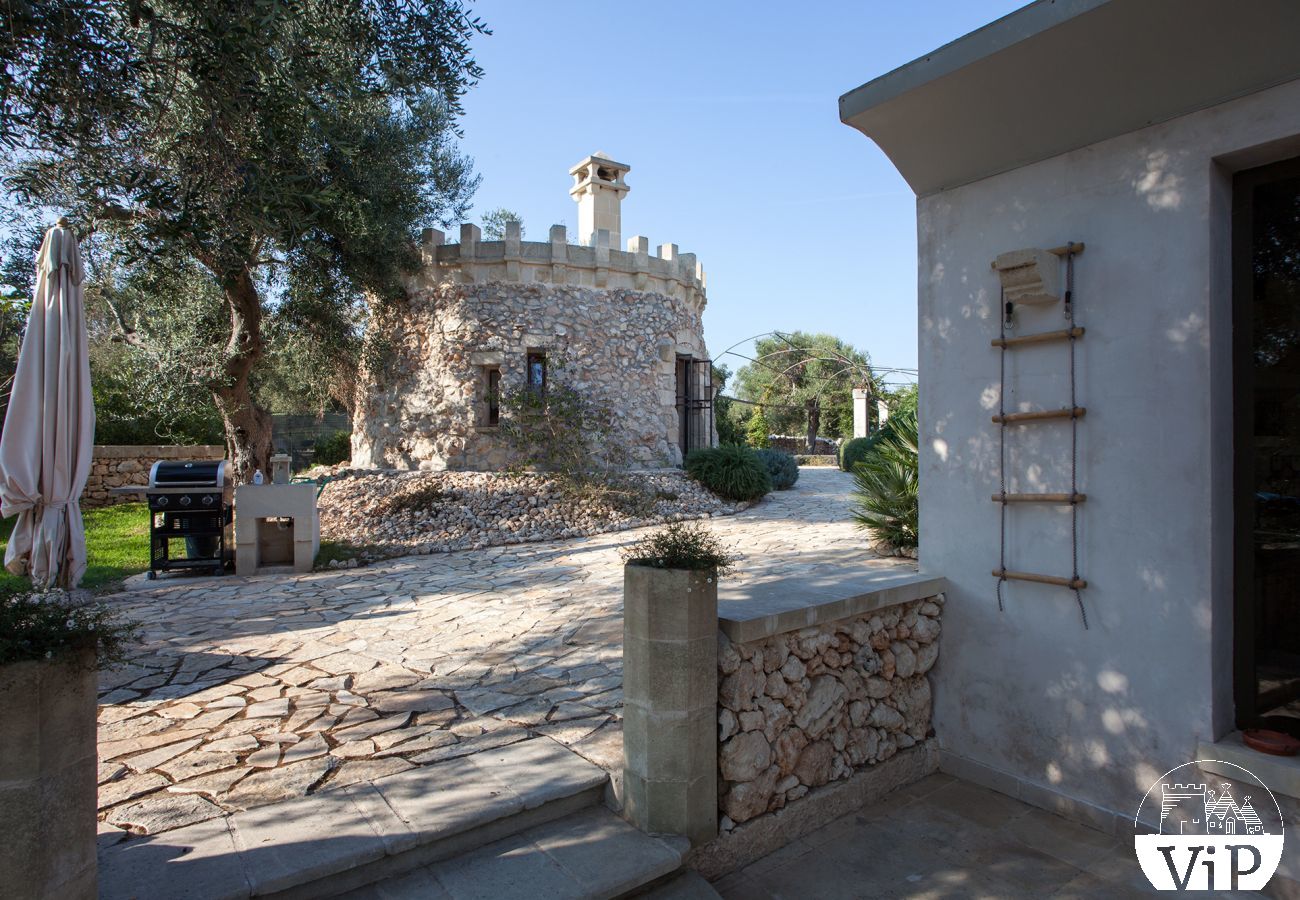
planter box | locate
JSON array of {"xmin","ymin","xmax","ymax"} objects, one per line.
[
  {"xmin": 0, "ymin": 652, "xmax": 98, "ymax": 899},
  {"xmin": 622, "ymin": 564, "xmax": 718, "ymax": 845}
]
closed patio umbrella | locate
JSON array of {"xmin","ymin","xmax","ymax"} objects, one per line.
[{"xmin": 0, "ymin": 219, "xmax": 95, "ymax": 589}]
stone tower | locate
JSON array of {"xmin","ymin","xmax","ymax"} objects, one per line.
[
  {"xmin": 569, "ymin": 152, "xmax": 630, "ymax": 248},
  {"xmin": 352, "ymin": 151, "xmax": 714, "ymax": 472}
]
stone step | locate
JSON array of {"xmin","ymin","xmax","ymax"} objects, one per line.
[
  {"xmin": 341, "ymin": 807, "xmax": 689, "ymax": 900},
  {"xmin": 98, "ymin": 737, "xmax": 609, "ymax": 900},
  {"xmin": 636, "ymin": 871, "xmax": 722, "ymax": 899}
]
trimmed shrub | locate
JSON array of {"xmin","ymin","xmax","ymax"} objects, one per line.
[
  {"xmin": 313, "ymin": 430, "xmax": 352, "ymax": 466},
  {"xmin": 685, "ymin": 445, "xmax": 772, "ymax": 502},
  {"xmin": 839, "ymin": 435, "xmax": 877, "ymax": 472},
  {"xmin": 755, "ymin": 448, "xmax": 799, "ymax": 490},
  {"xmin": 850, "ymin": 409, "xmax": 919, "ymax": 550}
]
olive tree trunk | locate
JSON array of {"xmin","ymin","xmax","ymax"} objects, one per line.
[{"xmin": 213, "ymin": 268, "xmax": 273, "ymax": 483}]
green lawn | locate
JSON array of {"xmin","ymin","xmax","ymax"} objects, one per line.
[{"xmin": 0, "ymin": 502, "xmax": 150, "ymax": 594}]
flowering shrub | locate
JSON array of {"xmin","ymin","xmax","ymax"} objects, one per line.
[{"xmin": 0, "ymin": 589, "xmax": 138, "ymax": 668}]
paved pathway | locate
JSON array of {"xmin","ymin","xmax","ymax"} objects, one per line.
[
  {"xmin": 94, "ymin": 468, "xmax": 909, "ymax": 839},
  {"xmin": 714, "ymin": 774, "xmax": 1183, "ymax": 899}
]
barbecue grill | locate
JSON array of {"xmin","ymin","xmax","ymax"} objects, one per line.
[{"xmin": 146, "ymin": 460, "xmax": 233, "ymax": 579}]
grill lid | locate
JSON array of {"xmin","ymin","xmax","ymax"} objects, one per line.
[{"xmin": 149, "ymin": 460, "xmax": 227, "ymax": 489}]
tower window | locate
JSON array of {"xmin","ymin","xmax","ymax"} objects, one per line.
[
  {"xmin": 527, "ymin": 351, "xmax": 547, "ymax": 393},
  {"xmin": 484, "ymin": 367, "xmax": 501, "ymax": 426}
]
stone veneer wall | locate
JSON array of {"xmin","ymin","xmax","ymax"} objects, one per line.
[
  {"xmin": 83, "ymin": 445, "xmax": 225, "ymax": 508},
  {"xmin": 354, "ymin": 280, "xmax": 709, "ymax": 471},
  {"xmin": 716, "ymin": 594, "xmax": 942, "ymax": 827}
]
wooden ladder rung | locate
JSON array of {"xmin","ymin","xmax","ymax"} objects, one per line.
[
  {"xmin": 992, "ymin": 493, "xmax": 1086, "ymax": 504},
  {"xmin": 991, "ymin": 327, "xmax": 1085, "ymax": 349},
  {"xmin": 993, "ymin": 569, "xmax": 1087, "ymax": 590},
  {"xmin": 992, "ymin": 407, "xmax": 1086, "ymax": 425}
]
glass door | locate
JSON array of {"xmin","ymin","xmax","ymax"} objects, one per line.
[{"xmin": 1235, "ymin": 156, "xmax": 1300, "ymax": 732}]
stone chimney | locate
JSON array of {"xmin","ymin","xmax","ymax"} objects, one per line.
[{"xmin": 569, "ymin": 152, "xmax": 630, "ymax": 248}]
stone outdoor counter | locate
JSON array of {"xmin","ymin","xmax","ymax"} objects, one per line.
[{"xmin": 715, "ymin": 571, "xmax": 945, "ymax": 827}]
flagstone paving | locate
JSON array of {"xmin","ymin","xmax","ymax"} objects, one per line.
[{"xmin": 93, "ymin": 467, "xmax": 912, "ymax": 838}]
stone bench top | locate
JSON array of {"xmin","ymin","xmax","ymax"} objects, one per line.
[{"xmin": 717, "ymin": 570, "xmax": 946, "ymax": 643}]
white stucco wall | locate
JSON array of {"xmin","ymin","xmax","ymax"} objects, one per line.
[{"xmin": 919, "ymin": 78, "xmax": 1300, "ymax": 822}]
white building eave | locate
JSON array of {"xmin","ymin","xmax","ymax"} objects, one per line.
[{"xmin": 838, "ymin": 0, "xmax": 1300, "ymax": 197}]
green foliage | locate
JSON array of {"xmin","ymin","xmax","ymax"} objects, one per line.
[
  {"xmin": 733, "ymin": 332, "xmax": 879, "ymax": 440},
  {"xmin": 838, "ymin": 385, "xmax": 916, "ymax": 472},
  {"xmin": 0, "ymin": 590, "xmax": 138, "ymax": 667},
  {"xmin": 839, "ymin": 435, "xmax": 878, "ymax": 472},
  {"xmin": 480, "ymin": 208, "xmax": 525, "ymax": 241},
  {"xmin": 754, "ymin": 448, "xmax": 799, "ymax": 490},
  {"xmin": 850, "ymin": 408, "xmax": 919, "ymax": 550},
  {"xmin": 314, "ymin": 538, "xmax": 379, "ymax": 570},
  {"xmin": 313, "ymin": 431, "xmax": 352, "ymax": 467},
  {"xmin": 620, "ymin": 521, "xmax": 736, "ymax": 574},
  {"xmin": 90, "ymin": 345, "xmax": 225, "ymax": 446},
  {"xmin": 497, "ymin": 359, "xmax": 626, "ymax": 480},
  {"xmin": 0, "ymin": 503, "xmax": 153, "ymax": 594},
  {"xmin": 712, "ymin": 364, "xmax": 742, "ymax": 446},
  {"xmin": 0, "ymin": 232, "xmax": 39, "ymax": 433},
  {"xmin": 887, "ymin": 383, "xmax": 918, "ymax": 419},
  {"xmin": 746, "ymin": 407, "xmax": 772, "ymax": 449},
  {"xmin": 1, "ymin": 0, "xmax": 487, "ymax": 477},
  {"xmin": 684, "ymin": 445, "xmax": 772, "ymax": 503}
]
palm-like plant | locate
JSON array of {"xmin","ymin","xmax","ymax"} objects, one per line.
[{"xmin": 850, "ymin": 408, "xmax": 918, "ymax": 550}]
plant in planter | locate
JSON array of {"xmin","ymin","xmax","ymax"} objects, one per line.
[
  {"xmin": 620, "ymin": 522, "xmax": 736, "ymax": 845},
  {"xmin": 619, "ymin": 521, "xmax": 737, "ymax": 574},
  {"xmin": 1, "ymin": 589, "xmax": 137, "ymax": 899}
]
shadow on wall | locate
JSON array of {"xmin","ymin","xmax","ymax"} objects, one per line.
[{"xmin": 918, "ymin": 144, "xmax": 1223, "ymax": 818}]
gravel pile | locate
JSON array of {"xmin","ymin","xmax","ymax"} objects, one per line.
[{"xmin": 314, "ymin": 467, "xmax": 738, "ymax": 559}]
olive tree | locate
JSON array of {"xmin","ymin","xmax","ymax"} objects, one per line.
[{"xmin": 1, "ymin": 0, "xmax": 487, "ymax": 479}]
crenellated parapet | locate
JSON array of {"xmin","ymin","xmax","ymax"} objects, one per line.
[{"xmin": 414, "ymin": 221, "xmax": 708, "ymax": 313}]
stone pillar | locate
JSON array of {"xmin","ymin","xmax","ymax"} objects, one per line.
[
  {"xmin": 0, "ymin": 654, "xmax": 98, "ymax": 899},
  {"xmin": 852, "ymin": 388, "xmax": 872, "ymax": 438},
  {"xmin": 622, "ymin": 564, "xmax": 718, "ymax": 845},
  {"xmin": 878, "ymin": 399, "xmax": 891, "ymax": 428}
]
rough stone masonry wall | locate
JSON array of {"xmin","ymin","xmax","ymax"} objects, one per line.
[
  {"xmin": 353, "ymin": 280, "xmax": 708, "ymax": 471},
  {"xmin": 83, "ymin": 445, "xmax": 225, "ymax": 508},
  {"xmin": 716, "ymin": 594, "xmax": 943, "ymax": 827}
]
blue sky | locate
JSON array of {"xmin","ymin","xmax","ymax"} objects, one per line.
[{"xmin": 454, "ymin": 0, "xmax": 1025, "ymax": 387}]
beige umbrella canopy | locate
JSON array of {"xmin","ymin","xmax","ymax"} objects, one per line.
[{"xmin": 0, "ymin": 219, "xmax": 95, "ymax": 589}]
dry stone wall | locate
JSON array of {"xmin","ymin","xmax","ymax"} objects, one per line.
[
  {"xmin": 716, "ymin": 594, "xmax": 943, "ymax": 827},
  {"xmin": 83, "ymin": 445, "xmax": 224, "ymax": 508},
  {"xmin": 768, "ymin": 436, "xmax": 838, "ymax": 456},
  {"xmin": 353, "ymin": 279, "xmax": 709, "ymax": 471}
]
